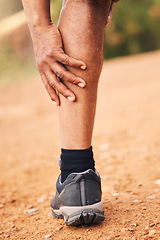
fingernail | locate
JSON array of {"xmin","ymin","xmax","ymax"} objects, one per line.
[
  {"xmin": 81, "ymin": 65, "xmax": 86, "ymax": 70},
  {"xmin": 67, "ymin": 96, "xmax": 74, "ymax": 102},
  {"xmin": 78, "ymin": 82, "xmax": 85, "ymax": 88},
  {"xmin": 52, "ymin": 100, "xmax": 58, "ymax": 106}
]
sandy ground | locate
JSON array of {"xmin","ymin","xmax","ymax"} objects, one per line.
[{"xmin": 0, "ymin": 51, "xmax": 160, "ymax": 240}]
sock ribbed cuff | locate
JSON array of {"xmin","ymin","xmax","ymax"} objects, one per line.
[{"xmin": 60, "ymin": 146, "xmax": 95, "ymax": 182}]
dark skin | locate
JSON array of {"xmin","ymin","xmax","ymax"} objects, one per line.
[
  {"xmin": 22, "ymin": 0, "xmax": 118, "ymax": 106},
  {"xmin": 31, "ymin": 23, "xmax": 87, "ymax": 105}
]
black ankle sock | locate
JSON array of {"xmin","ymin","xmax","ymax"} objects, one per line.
[{"xmin": 60, "ymin": 146, "xmax": 95, "ymax": 183}]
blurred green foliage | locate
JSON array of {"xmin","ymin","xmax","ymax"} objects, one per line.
[
  {"xmin": 51, "ymin": 0, "xmax": 160, "ymax": 59},
  {"xmin": 104, "ymin": 0, "xmax": 160, "ymax": 58}
]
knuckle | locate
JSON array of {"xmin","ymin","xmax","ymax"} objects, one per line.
[
  {"xmin": 50, "ymin": 81, "xmax": 56, "ymax": 89},
  {"xmin": 45, "ymin": 84, "xmax": 50, "ymax": 91},
  {"xmin": 42, "ymin": 55, "xmax": 48, "ymax": 63},
  {"xmin": 64, "ymin": 57, "xmax": 69, "ymax": 65},
  {"xmin": 45, "ymin": 49, "xmax": 53, "ymax": 57},
  {"xmin": 61, "ymin": 89, "xmax": 68, "ymax": 97},
  {"xmin": 72, "ymin": 78, "xmax": 77, "ymax": 84},
  {"xmin": 60, "ymin": 56, "xmax": 69, "ymax": 65},
  {"xmin": 36, "ymin": 57, "xmax": 46, "ymax": 68},
  {"xmin": 42, "ymin": 81, "xmax": 47, "ymax": 88},
  {"xmin": 56, "ymin": 71, "xmax": 64, "ymax": 79},
  {"xmin": 41, "ymin": 52, "xmax": 50, "ymax": 63}
]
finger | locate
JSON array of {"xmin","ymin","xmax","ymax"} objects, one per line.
[
  {"xmin": 106, "ymin": 0, "xmax": 119, "ymax": 25},
  {"xmin": 106, "ymin": 7, "xmax": 113, "ymax": 25},
  {"xmin": 51, "ymin": 63, "xmax": 86, "ymax": 88},
  {"xmin": 46, "ymin": 70, "xmax": 76, "ymax": 102},
  {"xmin": 57, "ymin": 53, "xmax": 87, "ymax": 70},
  {"xmin": 41, "ymin": 73, "xmax": 60, "ymax": 106}
]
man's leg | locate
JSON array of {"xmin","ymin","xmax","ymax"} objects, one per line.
[
  {"xmin": 58, "ymin": 0, "xmax": 112, "ymax": 149},
  {"xmin": 51, "ymin": 0, "xmax": 112, "ymax": 226}
]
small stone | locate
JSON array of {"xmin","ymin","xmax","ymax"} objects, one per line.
[
  {"xmin": 143, "ymin": 229, "xmax": 148, "ymax": 236},
  {"xmin": 27, "ymin": 205, "xmax": 33, "ymax": 209},
  {"xmin": 4, "ymin": 234, "xmax": 10, "ymax": 238},
  {"xmin": 130, "ymin": 223, "xmax": 138, "ymax": 227},
  {"xmin": 142, "ymin": 207, "xmax": 147, "ymax": 210},
  {"xmin": 45, "ymin": 234, "xmax": 53, "ymax": 239},
  {"xmin": 147, "ymin": 195, "xmax": 155, "ymax": 200},
  {"xmin": 149, "ymin": 223, "xmax": 155, "ymax": 227},
  {"xmin": 145, "ymin": 226, "xmax": 149, "ymax": 230},
  {"xmin": 0, "ymin": 204, "xmax": 4, "ymax": 208},
  {"xmin": 155, "ymin": 179, "xmax": 160, "ymax": 185},
  {"xmin": 57, "ymin": 227, "xmax": 62, "ymax": 230},
  {"xmin": 124, "ymin": 208, "xmax": 130, "ymax": 212},
  {"xmin": 38, "ymin": 197, "xmax": 44, "ymax": 203},
  {"xmin": 114, "ymin": 234, "xmax": 120, "ymax": 237},
  {"xmin": 132, "ymin": 200, "xmax": 142, "ymax": 204},
  {"xmin": 128, "ymin": 227, "xmax": 134, "ymax": 232},
  {"xmin": 121, "ymin": 228, "xmax": 127, "ymax": 233},
  {"xmin": 12, "ymin": 227, "xmax": 18, "ymax": 232},
  {"xmin": 27, "ymin": 208, "xmax": 38, "ymax": 214},
  {"xmin": 149, "ymin": 229, "xmax": 156, "ymax": 236},
  {"xmin": 131, "ymin": 191, "xmax": 137, "ymax": 195},
  {"xmin": 113, "ymin": 193, "xmax": 119, "ymax": 197}
]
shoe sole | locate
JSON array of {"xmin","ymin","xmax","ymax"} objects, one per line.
[{"xmin": 52, "ymin": 201, "xmax": 104, "ymax": 226}]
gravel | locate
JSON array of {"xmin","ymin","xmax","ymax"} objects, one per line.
[
  {"xmin": 45, "ymin": 234, "xmax": 53, "ymax": 239},
  {"xmin": 149, "ymin": 229, "xmax": 156, "ymax": 236},
  {"xmin": 132, "ymin": 200, "xmax": 142, "ymax": 204},
  {"xmin": 27, "ymin": 208, "xmax": 38, "ymax": 214},
  {"xmin": 155, "ymin": 179, "xmax": 160, "ymax": 185}
]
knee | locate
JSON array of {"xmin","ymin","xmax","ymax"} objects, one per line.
[
  {"xmin": 62, "ymin": 0, "xmax": 112, "ymax": 21},
  {"xmin": 65, "ymin": 0, "xmax": 112, "ymax": 6},
  {"xmin": 94, "ymin": 0, "xmax": 112, "ymax": 4},
  {"xmin": 88, "ymin": 0, "xmax": 112, "ymax": 7}
]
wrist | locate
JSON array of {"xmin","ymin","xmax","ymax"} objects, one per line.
[
  {"xmin": 28, "ymin": 21, "xmax": 56, "ymax": 39},
  {"xmin": 26, "ymin": 8, "xmax": 55, "ymax": 33},
  {"xmin": 28, "ymin": 17, "xmax": 52, "ymax": 29},
  {"xmin": 28, "ymin": 20, "xmax": 58, "ymax": 41}
]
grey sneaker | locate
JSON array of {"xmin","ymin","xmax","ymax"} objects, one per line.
[{"xmin": 50, "ymin": 169, "xmax": 104, "ymax": 226}]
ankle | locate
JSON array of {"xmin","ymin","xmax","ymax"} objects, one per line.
[{"xmin": 60, "ymin": 146, "xmax": 95, "ymax": 182}]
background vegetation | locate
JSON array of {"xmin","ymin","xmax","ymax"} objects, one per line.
[{"xmin": 104, "ymin": 0, "xmax": 160, "ymax": 58}]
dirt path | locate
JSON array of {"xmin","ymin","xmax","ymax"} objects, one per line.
[{"xmin": 0, "ymin": 51, "xmax": 160, "ymax": 240}]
